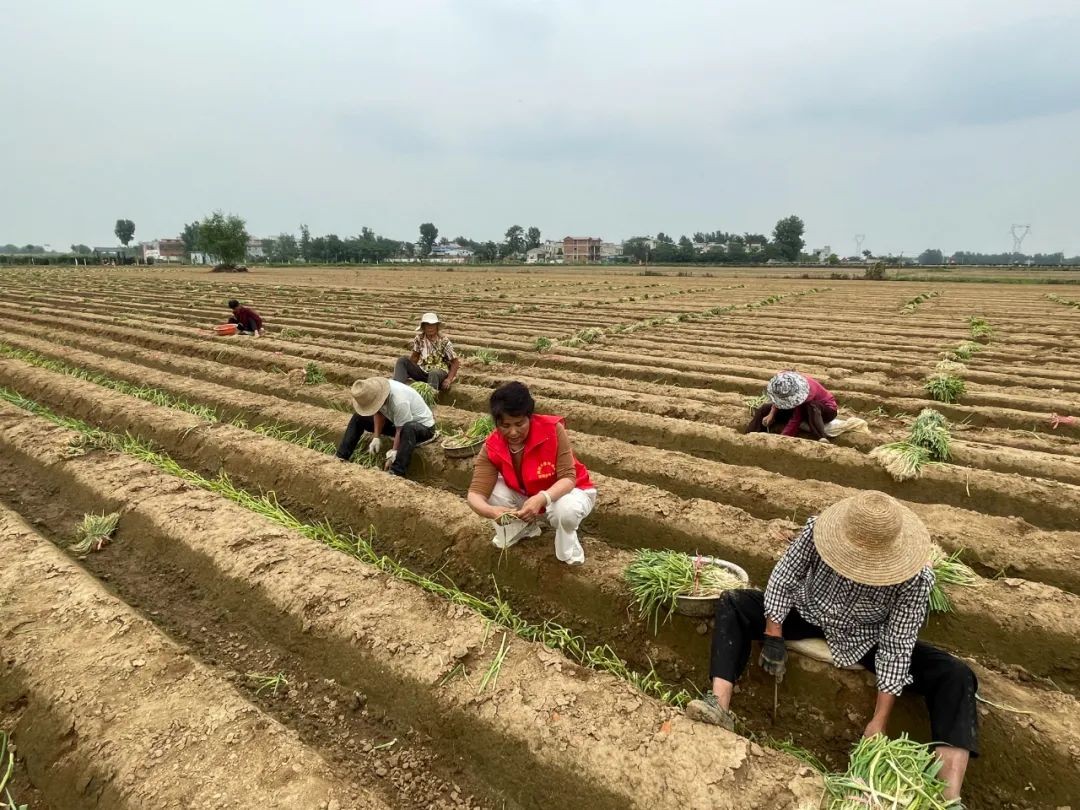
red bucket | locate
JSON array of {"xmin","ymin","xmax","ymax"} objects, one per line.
[{"xmin": 215, "ymin": 323, "xmax": 238, "ymax": 336}]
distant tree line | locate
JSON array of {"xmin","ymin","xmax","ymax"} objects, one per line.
[{"xmin": 621, "ymin": 215, "xmax": 806, "ymax": 264}]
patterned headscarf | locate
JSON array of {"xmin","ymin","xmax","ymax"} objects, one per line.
[{"xmin": 766, "ymin": 371, "xmax": 810, "ymax": 410}]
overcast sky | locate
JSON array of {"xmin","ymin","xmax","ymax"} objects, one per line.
[{"xmin": 2, "ymin": 0, "xmax": 1078, "ymax": 255}]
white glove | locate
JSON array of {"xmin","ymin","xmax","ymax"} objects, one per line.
[
  {"xmin": 366, "ymin": 436, "xmax": 384, "ymax": 455},
  {"xmin": 384, "ymin": 449, "xmax": 398, "ymax": 466}
]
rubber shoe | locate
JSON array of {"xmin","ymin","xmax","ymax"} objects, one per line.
[{"xmin": 685, "ymin": 693, "xmax": 736, "ymax": 731}]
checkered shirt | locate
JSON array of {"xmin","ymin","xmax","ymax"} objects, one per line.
[{"xmin": 763, "ymin": 516, "xmax": 934, "ymax": 696}]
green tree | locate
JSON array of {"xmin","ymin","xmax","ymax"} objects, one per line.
[
  {"xmin": 180, "ymin": 221, "xmax": 201, "ymax": 257},
  {"xmin": 771, "ymin": 215, "xmax": 805, "ymax": 261},
  {"xmin": 525, "ymin": 226, "xmax": 541, "ymax": 250},
  {"xmin": 677, "ymin": 235, "xmax": 696, "ymax": 262},
  {"xmin": 504, "ymin": 225, "xmax": 525, "ymax": 256},
  {"xmin": 726, "ymin": 236, "xmax": 748, "ymax": 263},
  {"xmin": 474, "ymin": 241, "xmax": 499, "ymax": 262},
  {"xmin": 655, "ymin": 232, "xmax": 674, "ymax": 245},
  {"xmin": 918, "ymin": 248, "xmax": 944, "ymax": 265},
  {"xmin": 622, "ymin": 237, "xmax": 651, "ymax": 263},
  {"xmin": 195, "ymin": 211, "xmax": 249, "ymax": 266},
  {"xmin": 70, "ymin": 243, "xmax": 91, "ymax": 254},
  {"xmin": 270, "ymin": 233, "xmax": 299, "ymax": 262},
  {"xmin": 114, "ymin": 219, "xmax": 135, "ymax": 246},
  {"xmin": 299, "ymin": 224, "xmax": 312, "ymax": 261},
  {"xmin": 418, "ymin": 223, "xmax": 438, "ymax": 257}
]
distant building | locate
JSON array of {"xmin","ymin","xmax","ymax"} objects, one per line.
[
  {"xmin": 563, "ymin": 236, "xmax": 602, "ymax": 264},
  {"xmin": 598, "ymin": 242, "xmax": 621, "ymax": 260},
  {"xmin": 92, "ymin": 247, "xmax": 127, "ymax": 257},
  {"xmin": 526, "ymin": 241, "xmax": 564, "ymax": 264},
  {"xmin": 429, "ymin": 243, "xmax": 473, "ymax": 263},
  {"xmin": 246, "ymin": 237, "xmax": 268, "ymax": 260},
  {"xmin": 140, "ymin": 238, "xmax": 185, "ymax": 262}
]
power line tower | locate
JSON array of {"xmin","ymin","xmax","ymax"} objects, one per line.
[
  {"xmin": 854, "ymin": 234, "xmax": 865, "ymax": 256},
  {"xmin": 1010, "ymin": 224, "xmax": 1030, "ymax": 254}
]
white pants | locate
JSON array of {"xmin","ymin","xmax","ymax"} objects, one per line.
[{"xmin": 487, "ymin": 477, "xmax": 596, "ymax": 565}]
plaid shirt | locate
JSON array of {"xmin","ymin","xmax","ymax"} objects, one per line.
[
  {"xmin": 764, "ymin": 517, "xmax": 934, "ymax": 696},
  {"xmin": 410, "ymin": 333, "xmax": 456, "ymax": 372}
]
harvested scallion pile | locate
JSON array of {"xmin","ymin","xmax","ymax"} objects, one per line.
[
  {"xmin": 870, "ymin": 443, "xmax": 933, "ymax": 482},
  {"xmin": 924, "ymin": 373, "xmax": 965, "ymax": 404},
  {"xmin": 69, "ymin": 512, "xmax": 121, "ymax": 554},
  {"xmin": 625, "ymin": 550, "xmax": 745, "ymax": 632},
  {"xmin": 824, "ymin": 733, "xmax": 960, "ymax": 809},
  {"xmin": 871, "ymin": 409, "xmax": 951, "ymax": 481},
  {"xmin": 409, "ymin": 381, "xmax": 438, "ymax": 407},
  {"xmin": 908, "ymin": 409, "xmax": 951, "ymax": 462},
  {"xmin": 445, "ymin": 415, "xmax": 495, "ymax": 448},
  {"xmin": 929, "ymin": 548, "xmax": 979, "ymax": 613}
]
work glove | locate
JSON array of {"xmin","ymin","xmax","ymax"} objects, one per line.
[
  {"xmin": 759, "ymin": 635, "xmax": 787, "ymax": 682},
  {"xmin": 384, "ymin": 449, "xmax": 398, "ymax": 468},
  {"xmin": 366, "ymin": 436, "xmax": 384, "ymax": 456}
]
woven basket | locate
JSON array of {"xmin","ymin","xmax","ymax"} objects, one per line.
[
  {"xmin": 673, "ymin": 557, "xmax": 750, "ymax": 618},
  {"xmin": 441, "ymin": 437, "xmax": 484, "ymax": 459}
]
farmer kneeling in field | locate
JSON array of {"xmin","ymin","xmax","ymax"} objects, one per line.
[
  {"xmin": 227, "ymin": 299, "xmax": 264, "ymax": 336},
  {"xmin": 686, "ymin": 491, "xmax": 977, "ymax": 803},
  {"xmin": 336, "ymin": 377, "xmax": 435, "ymax": 477},
  {"xmin": 393, "ymin": 312, "xmax": 460, "ymax": 392},
  {"xmin": 466, "ymin": 382, "xmax": 596, "ymax": 565},
  {"xmin": 746, "ymin": 371, "xmax": 865, "ymax": 442}
]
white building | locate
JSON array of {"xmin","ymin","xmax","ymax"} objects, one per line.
[
  {"xmin": 429, "ymin": 243, "xmax": 473, "ymax": 263},
  {"xmin": 246, "ymin": 238, "xmax": 267, "ymax": 260},
  {"xmin": 526, "ymin": 240, "xmax": 564, "ymax": 264}
]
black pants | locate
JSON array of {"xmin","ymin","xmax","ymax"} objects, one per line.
[
  {"xmin": 227, "ymin": 316, "xmax": 257, "ymax": 334},
  {"xmin": 393, "ymin": 356, "xmax": 447, "ymax": 390},
  {"xmin": 335, "ymin": 414, "xmax": 435, "ymax": 476},
  {"xmin": 710, "ymin": 589, "xmax": 979, "ymax": 755},
  {"xmin": 745, "ymin": 402, "xmax": 837, "ymax": 439}
]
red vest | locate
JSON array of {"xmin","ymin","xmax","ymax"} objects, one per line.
[{"xmin": 485, "ymin": 414, "xmax": 595, "ymax": 497}]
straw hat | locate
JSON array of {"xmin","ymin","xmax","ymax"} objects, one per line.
[
  {"xmin": 813, "ymin": 491, "xmax": 931, "ymax": 586},
  {"xmin": 350, "ymin": 378, "xmax": 391, "ymax": 416},
  {"xmin": 767, "ymin": 371, "xmax": 810, "ymax": 410},
  {"xmin": 416, "ymin": 312, "xmax": 441, "ymax": 331}
]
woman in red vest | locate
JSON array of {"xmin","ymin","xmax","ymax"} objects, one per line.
[{"xmin": 466, "ymin": 382, "xmax": 597, "ymax": 565}]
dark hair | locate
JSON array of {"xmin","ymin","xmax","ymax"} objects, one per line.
[
  {"xmin": 490, "ymin": 381, "xmax": 535, "ymax": 421},
  {"xmin": 227, "ymin": 299, "xmax": 240, "ymax": 309}
]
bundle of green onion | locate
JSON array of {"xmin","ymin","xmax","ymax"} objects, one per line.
[
  {"xmin": 929, "ymin": 548, "xmax": 979, "ymax": 613},
  {"xmin": 624, "ymin": 549, "xmax": 745, "ymax": 632},
  {"xmin": 908, "ymin": 409, "xmax": 951, "ymax": 462},
  {"xmin": 409, "ymin": 381, "xmax": 438, "ymax": 407},
  {"xmin": 871, "ymin": 409, "xmax": 951, "ymax": 482},
  {"xmin": 870, "ymin": 443, "xmax": 933, "ymax": 482},
  {"xmin": 824, "ymin": 733, "xmax": 959, "ymax": 809},
  {"xmin": 445, "ymin": 415, "xmax": 496, "ymax": 449},
  {"xmin": 69, "ymin": 512, "xmax": 121, "ymax": 554}
]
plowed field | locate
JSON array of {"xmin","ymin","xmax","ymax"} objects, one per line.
[{"xmin": 1, "ymin": 264, "xmax": 1078, "ymax": 809}]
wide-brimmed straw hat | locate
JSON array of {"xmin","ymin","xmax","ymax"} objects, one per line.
[
  {"xmin": 813, "ymin": 491, "xmax": 931, "ymax": 586},
  {"xmin": 350, "ymin": 377, "xmax": 391, "ymax": 416},
  {"xmin": 767, "ymin": 371, "xmax": 810, "ymax": 410},
  {"xmin": 415, "ymin": 312, "xmax": 441, "ymax": 331}
]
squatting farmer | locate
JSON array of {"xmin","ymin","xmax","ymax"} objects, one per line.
[
  {"xmin": 686, "ymin": 491, "xmax": 977, "ymax": 804},
  {"xmin": 336, "ymin": 377, "xmax": 435, "ymax": 477},
  {"xmin": 466, "ymin": 382, "xmax": 596, "ymax": 566},
  {"xmin": 227, "ymin": 299, "xmax": 264, "ymax": 336},
  {"xmin": 393, "ymin": 311, "xmax": 460, "ymax": 393},
  {"xmin": 746, "ymin": 371, "xmax": 865, "ymax": 442}
]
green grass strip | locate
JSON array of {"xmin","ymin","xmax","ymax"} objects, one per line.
[
  {"xmin": 0, "ymin": 340, "xmax": 375, "ymax": 467},
  {"xmin": 0, "ymin": 384, "xmax": 692, "ymax": 708}
]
